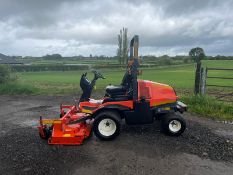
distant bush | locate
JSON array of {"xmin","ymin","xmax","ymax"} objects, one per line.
[
  {"xmin": 0, "ymin": 65, "xmax": 11, "ymax": 83},
  {"xmin": 42, "ymin": 54, "xmax": 63, "ymax": 60},
  {"xmin": 206, "ymin": 55, "xmax": 233, "ymax": 60}
]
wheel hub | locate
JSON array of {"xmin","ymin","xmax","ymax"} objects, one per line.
[
  {"xmin": 169, "ymin": 120, "xmax": 182, "ymax": 133},
  {"xmin": 98, "ymin": 118, "xmax": 116, "ymax": 136}
]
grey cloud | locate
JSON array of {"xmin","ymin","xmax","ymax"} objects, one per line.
[
  {"xmin": 162, "ymin": 0, "xmax": 223, "ymax": 16},
  {"xmin": 0, "ymin": 0, "xmax": 232, "ymax": 56}
]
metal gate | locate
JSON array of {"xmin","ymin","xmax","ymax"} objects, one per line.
[{"xmin": 201, "ymin": 67, "xmax": 233, "ymax": 102}]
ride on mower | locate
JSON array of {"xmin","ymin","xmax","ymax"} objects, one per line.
[{"xmin": 38, "ymin": 35, "xmax": 187, "ymax": 145}]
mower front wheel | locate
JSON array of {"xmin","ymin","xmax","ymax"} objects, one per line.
[
  {"xmin": 161, "ymin": 114, "xmax": 186, "ymax": 136},
  {"xmin": 93, "ymin": 111, "xmax": 121, "ymax": 141}
]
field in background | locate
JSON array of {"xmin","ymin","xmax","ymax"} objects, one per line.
[
  {"xmin": 17, "ymin": 60, "xmax": 233, "ymax": 95},
  {"xmin": 18, "ymin": 64, "xmax": 195, "ymax": 94}
]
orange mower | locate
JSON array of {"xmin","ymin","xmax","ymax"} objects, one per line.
[{"xmin": 38, "ymin": 35, "xmax": 187, "ymax": 145}]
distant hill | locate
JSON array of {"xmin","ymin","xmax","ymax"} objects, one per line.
[
  {"xmin": 0, "ymin": 53, "xmax": 11, "ymax": 60},
  {"xmin": 0, "ymin": 53, "xmax": 23, "ymax": 64}
]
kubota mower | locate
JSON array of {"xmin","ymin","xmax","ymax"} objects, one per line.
[{"xmin": 38, "ymin": 35, "xmax": 187, "ymax": 145}]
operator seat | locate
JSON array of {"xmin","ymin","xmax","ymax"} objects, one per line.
[
  {"xmin": 105, "ymin": 85, "xmax": 127, "ymax": 97},
  {"xmin": 104, "ymin": 69, "xmax": 133, "ymax": 103},
  {"xmin": 105, "ymin": 71, "xmax": 132, "ymax": 98},
  {"xmin": 103, "ymin": 85, "xmax": 129, "ymax": 103}
]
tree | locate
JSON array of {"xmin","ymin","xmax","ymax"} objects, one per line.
[
  {"xmin": 189, "ymin": 47, "xmax": 205, "ymax": 94},
  {"xmin": 43, "ymin": 54, "xmax": 62, "ymax": 60},
  {"xmin": 189, "ymin": 47, "xmax": 205, "ymax": 63},
  {"xmin": 117, "ymin": 28, "xmax": 128, "ymax": 65}
]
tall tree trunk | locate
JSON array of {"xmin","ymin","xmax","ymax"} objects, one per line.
[
  {"xmin": 117, "ymin": 30, "xmax": 122, "ymax": 65},
  {"xmin": 122, "ymin": 28, "xmax": 128, "ymax": 64},
  {"xmin": 117, "ymin": 28, "xmax": 128, "ymax": 65}
]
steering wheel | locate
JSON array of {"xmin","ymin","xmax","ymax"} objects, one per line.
[{"xmin": 92, "ymin": 70, "xmax": 106, "ymax": 79}]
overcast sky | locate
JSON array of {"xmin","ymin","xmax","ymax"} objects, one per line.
[{"xmin": 0, "ymin": 0, "xmax": 232, "ymax": 57}]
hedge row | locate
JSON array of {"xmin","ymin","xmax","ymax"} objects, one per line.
[
  {"xmin": 9, "ymin": 61, "xmax": 185, "ymax": 72},
  {"xmin": 91, "ymin": 64, "xmax": 162, "ymax": 69}
]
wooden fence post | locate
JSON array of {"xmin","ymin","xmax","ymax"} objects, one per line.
[{"xmin": 200, "ymin": 67, "xmax": 207, "ymax": 95}]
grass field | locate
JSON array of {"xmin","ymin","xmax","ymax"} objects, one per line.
[
  {"xmin": 17, "ymin": 60, "xmax": 233, "ymax": 94},
  {"xmin": 18, "ymin": 64, "xmax": 194, "ymax": 94}
]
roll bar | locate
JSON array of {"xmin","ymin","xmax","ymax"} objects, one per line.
[
  {"xmin": 122, "ymin": 35, "xmax": 140, "ymax": 100},
  {"xmin": 129, "ymin": 35, "xmax": 139, "ymax": 60}
]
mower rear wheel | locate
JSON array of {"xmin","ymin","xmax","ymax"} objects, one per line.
[
  {"xmin": 93, "ymin": 111, "xmax": 121, "ymax": 141},
  {"xmin": 161, "ymin": 114, "xmax": 186, "ymax": 136}
]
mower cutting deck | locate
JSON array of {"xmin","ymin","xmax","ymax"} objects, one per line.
[
  {"xmin": 38, "ymin": 35, "xmax": 187, "ymax": 145},
  {"xmin": 38, "ymin": 105, "xmax": 92, "ymax": 145}
]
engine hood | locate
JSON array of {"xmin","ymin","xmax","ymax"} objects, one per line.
[{"xmin": 138, "ymin": 79, "xmax": 178, "ymax": 106}]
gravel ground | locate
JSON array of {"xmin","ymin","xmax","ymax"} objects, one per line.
[{"xmin": 0, "ymin": 95, "xmax": 232, "ymax": 175}]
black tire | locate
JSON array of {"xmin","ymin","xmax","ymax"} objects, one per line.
[
  {"xmin": 93, "ymin": 111, "xmax": 121, "ymax": 141},
  {"xmin": 39, "ymin": 127, "xmax": 52, "ymax": 140},
  {"xmin": 161, "ymin": 113, "xmax": 186, "ymax": 136}
]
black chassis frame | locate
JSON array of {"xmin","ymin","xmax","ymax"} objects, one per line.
[{"xmin": 94, "ymin": 100, "xmax": 187, "ymax": 125}]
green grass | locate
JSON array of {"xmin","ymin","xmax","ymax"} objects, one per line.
[
  {"xmin": 202, "ymin": 60, "xmax": 233, "ymax": 68},
  {"xmin": 0, "ymin": 82, "xmax": 39, "ymax": 95},
  {"xmin": 17, "ymin": 60, "xmax": 233, "ymax": 94},
  {"xmin": 18, "ymin": 64, "xmax": 196, "ymax": 94},
  {"xmin": 182, "ymin": 95, "xmax": 233, "ymax": 120},
  {"xmin": 202, "ymin": 60, "xmax": 233, "ymax": 87}
]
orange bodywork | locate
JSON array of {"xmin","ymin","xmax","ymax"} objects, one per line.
[
  {"xmin": 77, "ymin": 80, "xmax": 178, "ymax": 114},
  {"xmin": 138, "ymin": 79, "xmax": 178, "ymax": 106}
]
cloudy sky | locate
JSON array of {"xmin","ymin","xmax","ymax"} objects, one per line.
[{"xmin": 0, "ymin": 0, "xmax": 232, "ymax": 56}]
